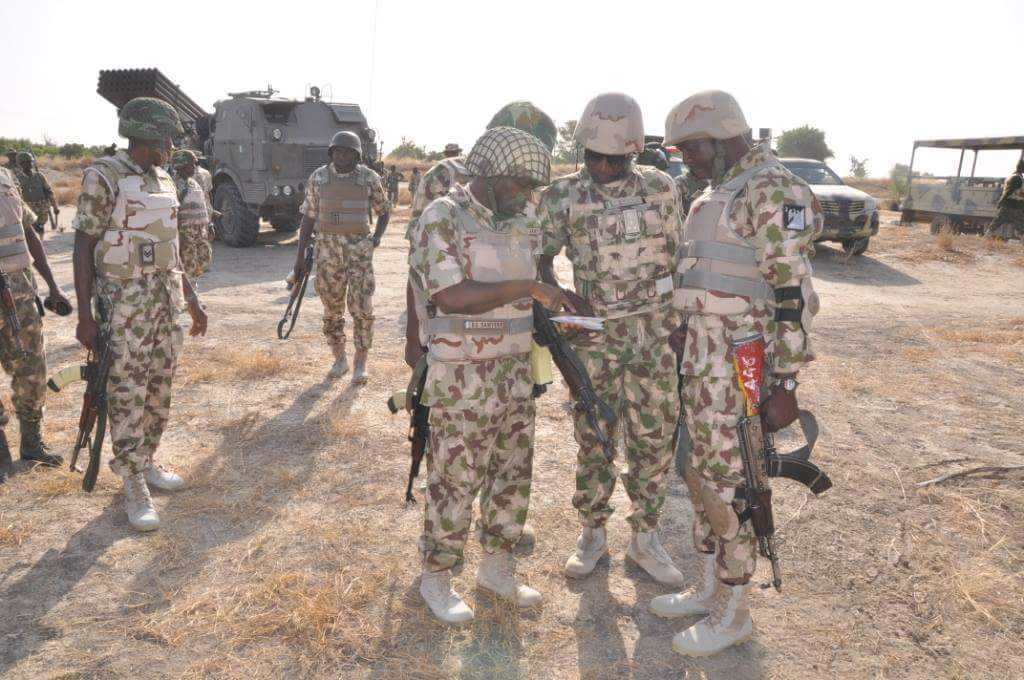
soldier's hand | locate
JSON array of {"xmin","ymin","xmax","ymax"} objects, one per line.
[
  {"xmin": 292, "ymin": 260, "xmax": 308, "ymax": 285},
  {"xmin": 46, "ymin": 289, "xmax": 73, "ymax": 316},
  {"xmin": 405, "ymin": 339, "xmax": 426, "ymax": 368},
  {"xmin": 763, "ymin": 381, "xmax": 799, "ymax": 433},
  {"xmin": 668, "ymin": 323, "xmax": 688, "ymax": 356},
  {"xmin": 187, "ymin": 299, "xmax": 208, "ymax": 337},
  {"xmin": 76, "ymin": 316, "xmax": 99, "ymax": 352},
  {"xmin": 530, "ymin": 281, "xmax": 564, "ymax": 312}
]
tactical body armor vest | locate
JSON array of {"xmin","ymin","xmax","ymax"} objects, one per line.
[
  {"xmin": 88, "ymin": 155, "xmax": 180, "ymax": 280},
  {"xmin": 20, "ymin": 172, "xmax": 47, "ymax": 204},
  {"xmin": 177, "ymin": 178, "xmax": 209, "ymax": 228},
  {"xmin": 568, "ymin": 175, "xmax": 676, "ymax": 320},
  {"xmin": 422, "ymin": 196, "xmax": 537, "ymax": 363},
  {"xmin": 0, "ymin": 169, "xmax": 32, "ymax": 273},
  {"xmin": 316, "ymin": 166, "xmax": 370, "ymax": 236},
  {"xmin": 676, "ymin": 161, "xmax": 779, "ymax": 316}
]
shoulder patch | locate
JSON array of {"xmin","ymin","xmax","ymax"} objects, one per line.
[{"xmin": 783, "ymin": 204, "xmax": 806, "ymax": 231}]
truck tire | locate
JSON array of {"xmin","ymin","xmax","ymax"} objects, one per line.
[
  {"xmin": 215, "ymin": 181, "xmax": 260, "ymax": 247},
  {"xmin": 842, "ymin": 237, "xmax": 870, "ymax": 256},
  {"xmin": 271, "ymin": 216, "xmax": 300, "ymax": 233}
]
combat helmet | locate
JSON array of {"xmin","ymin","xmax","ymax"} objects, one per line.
[
  {"xmin": 443, "ymin": 142, "xmax": 462, "ymax": 156},
  {"xmin": 329, "ymin": 130, "xmax": 362, "ymax": 159},
  {"xmin": 464, "ymin": 126, "xmax": 550, "ymax": 187},
  {"xmin": 170, "ymin": 149, "xmax": 198, "ymax": 168},
  {"xmin": 487, "ymin": 101, "xmax": 557, "ymax": 152},
  {"xmin": 573, "ymin": 93, "xmax": 644, "ymax": 155},
  {"xmin": 664, "ymin": 90, "xmax": 750, "ymax": 146},
  {"xmin": 118, "ymin": 97, "xmax": 184, "ymax": 141},
  {"xmin": 16, "ymin": 151, "xmax": 35, "ymax": 164}
]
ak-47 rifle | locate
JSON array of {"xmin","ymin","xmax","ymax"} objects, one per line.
[
  {"xmin": 50, "ymin": 300, "xmax": 112, "ymax": 492},
  {"xmin": 277, "ymin": 237, "xmax": 315, "ymax": 340},
  {"xmin": 387, "ymin": 355, "xmax": 429, "ymax": 504},
  {"xmin": 0, "ymin": 272, "xmax": 26, "ymax": 357},
  {"xmin": 532, "ymin": 301, "xmax": 617, "ymax": 461},
  {"xmin": 731, "ymin": 334, "xmax": 832, "ymax": 592}
]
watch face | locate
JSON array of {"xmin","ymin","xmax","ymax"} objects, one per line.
[{"xmin": 784, "ymin": 378, "xmax": 798, "ymax": 391}]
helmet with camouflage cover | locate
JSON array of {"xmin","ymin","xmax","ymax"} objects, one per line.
[
  {"xmin": 573, "ymin": 93, "xmax": 644, "ymax": 155},
  {"xmin": 464, "ymin": 126, "xmax": 550, "ymax": 187},
  {"xmin": 118, "ymin": 97, "xmax": 184, "ymax": 141},
  {"xmin": 664, "ymin": 90, "xmax": 750, "ymax": 145},
  {"xmin": 443, "ymin": 142, "xmax": 462, "ymax": 155},
  {"xmin": 16, "ymin": 151, "xmax": 35, "ymax": 164},
  {"xmin": 487, "ymin": 101, "xmax": 557, "ymax": 152},
  {"xmin": 170, "ymin": 149, "xmax": 198, "ymax": 168},
  {"xmin": 328, "ymin": 130, "xmax": 362, "ymax": 159}
]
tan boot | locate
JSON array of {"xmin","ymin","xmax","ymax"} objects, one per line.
[
  {"xmin": 476, "ymin": 551, "xmax": 542, "ymax": 608},
  {"xmin": 123, "ymin": 472, "xmax": 160, "ymax": 532},
  {"xmin": 626, "ymin": 530, "xmax": 685, "ymax": 586},
  {"xmin": 329, "ymin": 345, "xmax": 349, "ymax": 377},
  {"xmin": 351, "ymin": 349, "xmax": 369, "ymax": 384},
  {"xmin": 672, "ymin": 582, "xmax": 753, "ymax": 656},
  {"xmin": 420, "ymin": 569, "xmax": 474, "ymax": 624},
  {"xmin": 650, "ymin": 552, "xmax": 717, "ymax": 618},
  {"xmin": 564, "ymin": 526, "xmax": 608, "ymax": 578},
  {"xmin": 513, "ymin": 523, "xmax": 536, "ymax": 555},
  {"xmin": 144, "ymin": 461, "xmax": 186, "ymax": 492}
]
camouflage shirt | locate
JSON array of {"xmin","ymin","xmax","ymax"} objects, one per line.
[
  {"xmin": 300, "ymin": 163, "xmax": 388, "ymax": 221},
  {"xmin": 408, "ymin": 183, "xmax": 533, "ymax": 409},
  {"xmin": 410, "ymin": 157, "xmax": 467, "ymax": 224},
  {"xmin": 194, "ymin": 165, "xmax": 213, "ymax": 213},
  {"xmin": 18, "ymin": 170, "xmax": 52, "ymax": 206},
  {"xmin": 679, "ymin": 145, "xmax": 822, "ymax": 377},
  {"xmin": 0, "ymin": 166, "xmax": 38, "ymax": 229}
]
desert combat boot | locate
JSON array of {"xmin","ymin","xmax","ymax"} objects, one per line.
[
  {"xmin": 672, "ymin": 582, "xmax": 753, "ymax": 656},
  {"xmin": 650, "ymin": 551, "xmax": 717, "ymax": 618},
  {"xmin": 351, "ymin": 349, "xmax": 369, "ymax": 385},
  {"xmin": 329, "ymin": 344, "xmax": 349, "ymax": 377},
  {"xmin": 144, "ymin": 460, "xmax": 186, "ymax": 491},
  {"xmin": 18, "ymin": 415, "xmax": 62, "ymax": 467},
  {"xmin": 476, "ymin": 551, "xmax": 542, "ymax": 608},
  {"xmin": 564, "ymin": 526, "xmax": 608, "ymax": 578},
  {"xmin": 420, "ymin": 569, "xmax": 474, "ymax": 624},
  {"xmin": 123, "ymin": 472, "xmax": 160, "ymax": 532},
  {"xmin": 626, "ymin": 530, "xmax": 685, "ymax": 586}
]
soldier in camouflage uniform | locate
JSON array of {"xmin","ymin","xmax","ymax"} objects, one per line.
[
  {"xmin": 537, "ymin": 93, "xmax": 686, "ymax": 586},
  {"xmin": 409, "ymin": 126, "xmax": 561, "ymax": 624},
  {"xmin": 5, "ymin": 149, "xmax": 18, "ymax": 171},
  {"xmin": 986, "ymin": 159, "xmax": 1024, "ymax": 240},
  {"xmin": 16, "ymin": 152, "xmax": 58, "ymax": 234},
  {"xmin": 385, "ymin": 165, "xmax": 402, "ymax": 204},
  {"xmin": 650, "ymin": 90, "xmax": 822, "ymax": 656},
  {"xmin": 408, "ymin": 167, "xmax": 421, "ymax": 202},
  {"xmin": 294, "ymin": 131, "xmax": 389, "ymax": 384},
  {"xmin": 73, "ymin": 97, "xmax": 209, "ymax": 531},
  {"xmin": 169, "ymin": 150, "xmax": 213, "ymax": 281},
  {"xmin": 0, "ymin": 165, "xmax": 72, "ymax": 482}
]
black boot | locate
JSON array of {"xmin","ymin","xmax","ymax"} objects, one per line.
[
  {"xmin": 0, "ymin": 431, "xmax": 11, "ymax": 483},
  {"xmin": 19, "ymin": 416, "xmax": 62, "ymax": 467}
]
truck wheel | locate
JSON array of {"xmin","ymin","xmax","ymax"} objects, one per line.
[
  {"xmin": 271, "ymin": 216, "xmax": 300, "ymax": 233},
  {"xmin": 842, "ymin": 237, "xmax": 869, "ymax": 256},
  {"xmin": 214, "ymin": 181, "xmax": 259, "ymax": 247}
]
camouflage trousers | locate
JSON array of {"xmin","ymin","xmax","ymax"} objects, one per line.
[
  {"xmin": 26, "ymin": 200, "xmax": 49, "ymax": 228},
  {"xmin": 986, "ymin": 203, "xmax": 1024, "ymax": 240},
  {"xmin": 571, "ymin": 339, "xmax": 678, "ymax": 532},
  {"xmin": 99, "ymin": 277, "xmax": 184, "ymax": 478},
  {"xmin": 179, "ymin": 223, "xmax": 213, "ymax": 281},
  {"xmin": 314, "ymin": 233, "xmax": 375, "ymax": 355},
  {"xmin": 0, "ymin": 271, "xmax": 46, "ymax": 427},
  {"xmin": 419, "ymin": 385, "xmax": 535, "ymax": 573},
  {"xmin": 681, "ymin": 374, "xmax": 757, "ymax": 584}
]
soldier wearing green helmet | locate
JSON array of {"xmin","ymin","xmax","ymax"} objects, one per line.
[
  {"xmin": 72, "ymin": 96, "xmax": 208, "ymax": 532},
  {"xmin": 168, "ymin": 149, "xmax": 213, "ymax": 281},
  {"xmin": 15, "ymin": 151, "xmax": 58, "ymax": 235}
]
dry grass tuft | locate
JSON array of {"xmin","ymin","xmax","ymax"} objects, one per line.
[
  {"xmin": 0, "ymin": 512, "xmax": 30, "ymax": 547},
  {"xmin": 182, "ymin": 345, "xmax": 292, "ymax": 384}
]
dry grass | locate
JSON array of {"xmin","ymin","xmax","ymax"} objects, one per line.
[{"xmin": 181, "ymin": 345, "xmax": 293, "ymax": 384}]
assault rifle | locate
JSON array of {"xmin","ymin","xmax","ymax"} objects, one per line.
[
  {"xmin": 387, "ymin": 355, "xmax": 429, "ymax": 504},
  {"xmin": 532, "ymin": 301, "xmax": 616, "ymax": 461},
  {"xmin": 277, "ymin": 238, "xmax": 314, "ymax": 340},
  {"xmin": 50, "ymin": 301, "xmax": 113, "ymax": 492},
  {"xmin": 732, "ymin": 334, "xmax": 831, "ymax": 592},
  {"xmin": 0, "ymin": 272, "xmax": 26, "ymax": 357}
]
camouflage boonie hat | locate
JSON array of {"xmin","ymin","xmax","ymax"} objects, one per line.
[
  {"xmin": 487, "ymin": 101, "xmax": 557, "ymax": 152},
  {"xmin": 16, "ymin": 151, "xmax": 34, "ymax": 163},
  {"xmin": 464, "ymin": 126, "xmax": 550, "ymax": 186},
  {"xmin": 444, "ymin": 142, "xmax": 462, "ymax": 154},
  {"xmin": 665, "ymin": 90, "xmax": 750, "ymax": 145},
  {"xmin": 574, "ymin": 92, "xmax": 644, "ymax": 155},
  {"xmin": 171, "ymin": 149, "xmax": 198, "ymax": 168},
  {"xmin": 118, "ymin": 97, "xmax": 184, "ymax": 141}
]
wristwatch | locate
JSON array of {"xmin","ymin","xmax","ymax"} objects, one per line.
[{"xmin": 778, "ymin": 376, "xmax": 799, "ymax": 392}]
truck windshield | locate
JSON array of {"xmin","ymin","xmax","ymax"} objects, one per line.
[{"xmin": 783, "ymin": 162, "xmax": 844, "ymax": 186}]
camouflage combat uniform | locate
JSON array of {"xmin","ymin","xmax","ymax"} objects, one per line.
[
  {"xmin": 0, "ymin": 168, "xmax": 48, "ymax": 431},
  {"xmin": 173, "ymin": 174, "xmax": 213, "ymax": 280},
  {"xmin": 676, "ymin": 145, "xmax": 821, "ymax": 583},
  {"xmin": 301, "ymin": 163, "xmax": 387, "ymax": 356},
  {"xmin": 17, "ymin": 168, "xmax": 53, "ymax": 229},
  {"xmin": 410, "ymin": 183, "xmax": 538, "ymax": 573},
  {"xmin": 538, "ymin": 165, "xmax": 684, "ymax": 532},
  {"xmin": 194, "ymin": 165, "xmax": 213, "ymax": 214},
  {"xmin": 408, "ymin": 172, "xmax": 421, "ymax": 202},
  {"xmin": 73, "ymin": 150, "xmax": 185, "ymax": 478},
  {"xmin": 385, "ymin": 170, "xmax": 402, "ymax": 204},
  {"xmin": 986, "ymin": 171, "xmax": 1024, "ymax": 240}
]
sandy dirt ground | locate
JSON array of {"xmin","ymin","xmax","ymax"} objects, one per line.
[{"xmin": 0, "ymin": 207, "xmax": 1022, "ymax": 679}]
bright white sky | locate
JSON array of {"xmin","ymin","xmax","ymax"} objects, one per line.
[{"xmin": 2, "ymin": 0, "xmax": 1022, "ymax": 178}]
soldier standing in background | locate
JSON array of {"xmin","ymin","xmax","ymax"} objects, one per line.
[
  {"xmin": 408, "ymin": 167, "xmax": 421, "ymax": 202},
  {"xmin": 0, "ymin": 164, "xmax": 72, "ymax": 482},
  {"xmin": 537, "ymin": 93, "xmax": 687, "ymax": 587},
  {"xmin": 386, "ymin": 164, "xmax": 402, "ymax": 204},
  {"xmin": 169, "ymin": 150, "xmax": 213, "ymax": 282},
  {"xmin": 293, "ymin": 131, "xmax": 389, "ymax": 384},
  {"xmin": 409, "ymin": 126, "xmax": 561, "ymax": 624},
  {"xmin": 651, "ymin": 90, "xmax": 821, "ymax": 655},
  {"xmin": 986, "ymin": 159, "xmax": 1024, "ymax": 240},
  {"xmin": 16, "ymin": 152, "xmax": 58, "ymax": 235},
  {"xmin": 5, "ymin": 149, "xmax": 18, "ymax": 171},
  {"xmin": 72, "ymin": 97, "xmax": 208, "ymax": 531}
]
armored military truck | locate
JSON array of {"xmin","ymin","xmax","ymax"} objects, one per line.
[{"xmin": 97, "ymin": 68, "xmax": 378, "ymax": 246}]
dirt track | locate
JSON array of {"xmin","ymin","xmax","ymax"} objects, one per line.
[{"xmin": 0, "ymin": 208, "xmax": 1022, "ymax": 679}]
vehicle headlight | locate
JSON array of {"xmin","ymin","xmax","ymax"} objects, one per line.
[
  {"xmin": 271, "ymin": 128, "xmax": 283, "ymax": 141},
  {"xmin": 283, "ymin": 185, "xmax": 293, "ymax": 196},
  {"xmin": 271, "ymin": 185, "xmax": 281, "ymax": 197}
]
